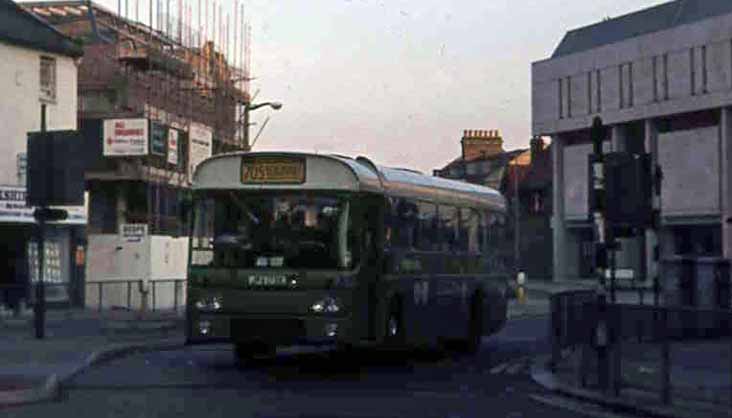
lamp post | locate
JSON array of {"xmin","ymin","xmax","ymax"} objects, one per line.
[{"xmin": 242, "ymin": 101, "xmax": 282, "ymax": 150}]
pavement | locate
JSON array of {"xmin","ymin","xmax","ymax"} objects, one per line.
[
  {"xmin": 0, "ymin": 307, "xmax": 185, "ymax": 406},
  {"xmin": 525, "ymin": 279, "xmax": 732, "ymax": 418}
]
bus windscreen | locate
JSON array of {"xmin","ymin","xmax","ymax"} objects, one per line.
[{"xmin": 190, "ymin": 192, "xmax": 358, "ymax": 270}]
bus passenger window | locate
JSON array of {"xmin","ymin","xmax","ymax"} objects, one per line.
[
  {"xmin": 461, "ymin": 208, "xmax": 480, "ymax": 253},
  {"xmin": 394, "ymin": 198, "xmax": 418, "ymax": 249},
  {"xmin": 416, "ymin": 202, "xmax": 438, "ymax": 251},
  {"xmin": 438, "ymin": 205, "xmax": 458, "ymax": 251}
]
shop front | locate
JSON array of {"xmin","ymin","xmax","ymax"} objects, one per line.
[{"xmin": 0, "ymin": 185, "xmax": 87, "ymax": 309}]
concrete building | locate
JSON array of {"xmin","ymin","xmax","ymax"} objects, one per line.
[
  {"xmin": 22, "ymin": 1, "xmax": 251, "ymax": 310},
  {"xmin": 532, "ymin": 0, "xmax": 732, "ymax": 282},
  {"xmin": 0, "ymin": 0, "xmax": 87, "ymax": 308}
]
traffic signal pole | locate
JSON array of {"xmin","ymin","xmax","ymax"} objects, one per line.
[{"xmin": 590, "ymin": 117, "xmax": 611, "ymax": 392}]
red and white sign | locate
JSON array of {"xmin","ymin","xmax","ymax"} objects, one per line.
[
  {"xmin": 167, "ymin": 128, "xmax": 179, "ymax": 165},
  {"xmin": 103, "ymin": 119, "xmax": 149, "ymax": 156}
]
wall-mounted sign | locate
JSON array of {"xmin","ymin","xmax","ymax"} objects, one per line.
[
  {"xmin": 167, "ymin": 128, "xmax": 179, "ymax": 165},
  {"xmin": 0, "ymin": 186, "xmax": 86, "ymax": 225},
  {"xmin": 120, "ymin": 223, "xmax": 148, "ymax": 243},
  {"xmin": 241, "ymin": 157, "xmax": 306, "ymax": 184},
  {"xmin": 150, "ymin": 121, "xmax": 167, "ymax": 156},
  {"xmin": 103, "ymin": 119, "xmax": 148, "ymax": 156},
  {"xmin": 189, "ymin": 123, "xmax": 213, "ymax": 180}
]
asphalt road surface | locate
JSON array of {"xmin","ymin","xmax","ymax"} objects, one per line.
[{"xmin": 3, "ymin": 317, "xmax": 639, "ymax": 418}]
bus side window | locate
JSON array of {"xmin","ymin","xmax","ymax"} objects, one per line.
[
  {"xmin": 438, "ymin": 205, "xmax": 458, "ymax": 252},
  {"xmin": 462, "ymin": 208, "xmax": 480, "ymax": 254},
  {"xmin": 416, "ymin": 201, "xmax": 438, "ymax": 251}
]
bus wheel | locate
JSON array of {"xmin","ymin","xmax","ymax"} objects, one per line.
[
  {"xmin": 464, "ymin": 293, "xmax": 484, "ymax": 354},
  {"xmin": 384, "ymin": 298, "xmax": 405, "ymax": 346}
]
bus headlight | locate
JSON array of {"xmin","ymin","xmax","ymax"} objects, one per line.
[
  {"xmin": 310, "ymin": 296, "xmax": 341, "ymax": 314},
  {"xmin": 195, "ymin": 295, "xmax": 223, "ymax": 312}
]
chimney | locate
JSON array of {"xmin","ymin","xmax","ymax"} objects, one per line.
[{"xmin": 530, "ymin": 136, "xmax": 545, "ymax": 160}]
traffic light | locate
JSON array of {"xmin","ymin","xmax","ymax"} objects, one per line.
[
  {"xmin": 27, "ymin": 130, "xmax": 85, "ymax": 207},
  {"xmin": 603, "ymin": 152, "xmax": 653, "ymax": 228}
]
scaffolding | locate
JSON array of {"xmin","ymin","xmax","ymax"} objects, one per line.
[{"xmin": 22, "ymin": 0, "xmax": 254, "ymax": 235}]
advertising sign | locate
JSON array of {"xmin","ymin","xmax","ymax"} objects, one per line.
[
  {"xmin": 150, "ymin": 121, "xmax": 167, "ymax": 156},
  {"xmin": 0, "ymin": 186, "xmax": 86, "ymax": 225},
  {"xmin": 103, "ymin": 119, "xmax": 148, "ymax": 156},
  {"xmin": 189, "ymin": 123, "xmax": 213, "ymax": 180},
  {"xmin": 167, "ymin": 128, "xmax": 179, "ymax": 165},
  {"xmin": 120, "ymin": 223, "xmax": 148, "ymax": 243}
]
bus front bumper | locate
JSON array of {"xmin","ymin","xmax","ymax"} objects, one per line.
[{"xmin": 186, "ymin": 314, "xmax": 354, "ymax": 346}]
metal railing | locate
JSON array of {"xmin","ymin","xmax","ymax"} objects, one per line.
[
  {"xmin": 85, "ymin": 279, "xmax": 187, "ymax": 313},
  {"xmin": 550, "ymin": 290, "xmax": 732, "ymax": 407},
  {"xmin": 0, "ymin": 283, "xmax": 76, "ymax": 311}
]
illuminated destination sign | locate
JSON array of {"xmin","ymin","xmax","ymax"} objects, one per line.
[{"xmin": 241, "ymin": 157, "xmax": 305, "ymax": 184}]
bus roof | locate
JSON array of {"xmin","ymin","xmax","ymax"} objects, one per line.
[{"xmin": 193, "ymin": 151, "xmax": 506, "ymax": 211}]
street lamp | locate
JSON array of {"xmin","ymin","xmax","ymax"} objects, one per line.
[
  {"xmin": 248, "ymin": 102, "xmax": 283, "ymax": 111},
  {"xmin": 243, "ymin": 101, "xmax": 282, "ymax": 150}
]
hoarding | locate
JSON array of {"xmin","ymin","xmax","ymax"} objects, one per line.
[
  {"xmin": 103, "ymin": 119, "xmax": 148, "ymax": 156},
  {"xmin": 167, "ymin": 128, "xmax": 179, "ymax": 165},
  {"xmin": 189, "ymin": 123, "xmax": 213, "ymax": 180}
]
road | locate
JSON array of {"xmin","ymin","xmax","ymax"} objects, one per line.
[{"xmin": 3, "ymin": 316, "xmax": 638, "ymax": 418}]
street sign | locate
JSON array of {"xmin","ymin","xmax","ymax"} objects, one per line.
[{"xmin": 120, "ymin": 223, "xmax": 148, "ymax": 243}]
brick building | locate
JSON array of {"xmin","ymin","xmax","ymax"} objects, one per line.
[{"xmin": 23, "ymin": 1, "xmax": 250, "ymax": 308}]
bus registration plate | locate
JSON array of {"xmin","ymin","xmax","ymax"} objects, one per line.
[{"xmin": 241, "ymin": 157, "xmax": 305, "ymax": 184}]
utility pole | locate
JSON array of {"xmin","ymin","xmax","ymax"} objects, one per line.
[{"xmin": 33, "ymin": 105, "xmax": 48, "ymax": 339}]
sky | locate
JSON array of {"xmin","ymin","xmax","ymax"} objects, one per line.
[{"xmin": 33, "ymin": 0, "xmax": 669, "ymax": 173}]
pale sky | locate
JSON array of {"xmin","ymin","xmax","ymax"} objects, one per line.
[{"xmin": 33, "ymin": 0, "xmax": 669, "ymax": 172}]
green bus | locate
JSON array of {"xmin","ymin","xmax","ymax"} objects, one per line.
[{"xmin": 185, "ymin": 152, "xmax": 511, "ymax": 360}]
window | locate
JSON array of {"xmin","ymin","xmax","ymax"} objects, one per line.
[
  {"xmin": 652, "ymin": 56, "xmax": 658, "ymax": 102},
  {"xmin": 438, "ymin": 205, "xmax": 458, "ymax": 251},
  {"xmin": 587, "ymin": 72, "xmax": 592, "ymax": 114},
  {"xmin": 558, "ymin": 78, "xmax": 564, "ymax": 119},
  {"xmin": 628, "ymin": 62, "xmax": 634, "ymax": 107},
  {"xmin": 388, "ymin": 197, "xmax": 418, "ymax": 249},
  {"xmin": 702, "ymin": 45, "xmax": 708, "ymax": 94},
  {"xmin": 596, "ymin": 70, "xmax": 602, "ymax": 112},
  {"xmin": 566, "ymin": 76, "xmax": 572, "ymax": 118},
  {"xmin": 40, "ymin": 56, "xmax": 56, "ymax": 101},
  {"xmin": 415, "ymin": 201, "xmax": 438, "ymax": 251},
  {"xmin": 460, "ymin": 208, "xmax": 481, "ymax": 253},
  {"xmin": 663, "ymin": 53, "xmax": 669, "ymax": 100},
  {"xmin": 690, "ymin": 48, "xmax": 696, "ymax": 96},
  {"xmin": 619, "ymin": 64, "xmax": 625, "ymax": 109}
]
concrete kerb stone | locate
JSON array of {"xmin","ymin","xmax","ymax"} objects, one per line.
[
  {"xmin": 530, "ymin": 354, "xmax": 732, "ymax": 418},
  {"xmin": 0, "ymin": 338, "xmax": 185, "ymax": 407}
]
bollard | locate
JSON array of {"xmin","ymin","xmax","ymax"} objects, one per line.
[
  {"xmin": 516, "ymin": 272, "xmax": 527, "ymax": 304},
  {"xmin": 98, "ymin": 282, "xmax": 103, "ymax": 312},
  {"xmin": 127, "ymin": 281, "xmax": 132, "ymax": 310},
  {"xmin": 661, "ymin": 308, "xmax": 671, "ymax": 405}
]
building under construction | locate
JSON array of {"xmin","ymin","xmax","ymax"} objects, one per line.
[{"xmin": 22, "ymin": 0, "xmax": 252, "ymax": 308}]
